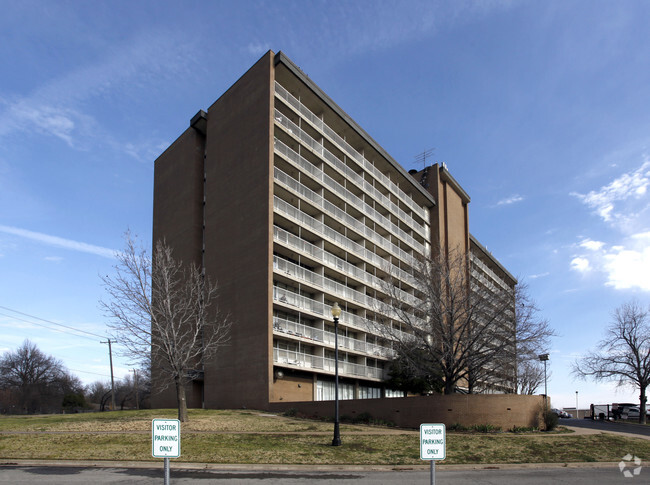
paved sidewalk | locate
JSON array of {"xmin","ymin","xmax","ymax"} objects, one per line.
[{"xmin": 563, "ymin": 424, "xmax": 650, "ymax": 441}]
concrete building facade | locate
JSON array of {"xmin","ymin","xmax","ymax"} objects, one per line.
[{"xmin": 152, "ymin": 51, "xmax": 516, "ymax": 410}]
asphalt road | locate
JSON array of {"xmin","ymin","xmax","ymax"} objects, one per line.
[
  {"xmin": 564, "ymin": 418, "xmax": 650, "ymax": 438},
  {"xmin": 0, "ymin": 464, "xmax": 644, "ymax": 484}
]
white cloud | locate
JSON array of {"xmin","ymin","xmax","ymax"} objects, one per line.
[
  {"xmin": 570, "ymin": 257, "xmax": 590, "ymax": 273},
  {"xmin": 496, "ymin": 194, "xmax": 524, "ymax": 206},
  {"xmin": 570, "ymin": 233, "xmax": 650, "ymax": 291},
  {"xmin": 0, "ymin": 225, "xmax": 116, "ymax": 259},
  {"xmin": 247, "ymin": 42, "xmax": 270, "ymax": 56},
  {"xmin": 0, "ymin": 29, "xmax": 196, "ymax": 153},
  {"xmin": 570, "ymin": 158, "xmax": 650, "ymax": 291},
  {"xmin": 571, "ymin": 158, "xmax": 650, "ymax": 226},
  {"xmin": 528, "ymin": 272, "xmax": 550, "ymax": 279},
  {"xmin": 579, "ymin": 239, "xmax": 605, "ymax": 251}
]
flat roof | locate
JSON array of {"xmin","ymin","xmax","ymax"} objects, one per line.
[{"xmin": 469, "ymin": 233, "xmax": 517, "ymax": 285}]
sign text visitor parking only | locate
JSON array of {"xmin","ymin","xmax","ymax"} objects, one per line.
[
  {"xmin": 420, "ymin": 423, "xmax": 446, "ymax": 460},
  {"xmin": 152, "ymin": 419, "xmax": 181, "ymax": 458}
]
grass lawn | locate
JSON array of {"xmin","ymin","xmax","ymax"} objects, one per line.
[{"xmin": 1, "ymin": 409, "xmax": 649, "ymax": 465}]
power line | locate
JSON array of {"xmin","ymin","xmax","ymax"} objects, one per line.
[
  {"xmin": 68, "ymin": 367, "xmax": 113, "ymax": 378},
  {"xmin": 0, "ymin": 305, "xmax": 107, "ymax": 340},
  {"xmin": 0, "ymin": 311, "xmax": 99, "ymax": 342}
]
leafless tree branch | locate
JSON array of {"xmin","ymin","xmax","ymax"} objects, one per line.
[{"xmin": 100, "ymin": 232, "xmax": 231, "ymax": 421}]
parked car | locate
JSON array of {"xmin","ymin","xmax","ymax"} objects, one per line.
[
  {"xmin": 626, "ymin": 406, "xmax": 650, "ymax": 419},
  {"xmin": 611, "ymin": 403, "xmax": 637, "ymax": 420},
  {"xmin": 550, "ymin": 408, "xmax": 571, "ymax": 418}
]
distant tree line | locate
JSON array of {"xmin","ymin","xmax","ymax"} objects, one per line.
[{"xmin": 0, "ymin": 339, "xmax": 150, "ymax": 415}]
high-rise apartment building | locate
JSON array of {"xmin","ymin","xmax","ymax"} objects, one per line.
[{"xmin": 152, "ymin": 51, "xmax": 515, "ymax": 410}]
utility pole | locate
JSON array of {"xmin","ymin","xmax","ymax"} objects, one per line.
[
  {"xmin": 101, "ymin": 339, "xmax": 116, "ymax": 412},
  {"xmin": 132, "ymin": 368, "xmax": 140, "ymax": 410}
]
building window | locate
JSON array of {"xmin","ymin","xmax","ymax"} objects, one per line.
[{"xmin": 316, "ymin": 379, "xmax": 354, "ymax": 401}]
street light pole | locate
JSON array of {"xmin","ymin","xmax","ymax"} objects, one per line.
[
  {"xmin": 331, "ymin": 302, "xmax": 342, "ymax": 447},
  {"xmin": 576, "ymin": 391, "xmax": 579, "ymax": 419},
  {"xmin": 538, "ymin": 353, "xmax": 549, "ymax": 414}
]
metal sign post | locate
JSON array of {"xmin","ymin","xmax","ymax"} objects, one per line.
[
  {"xmin": 152, "ymin": 419, "xmax": 181, "ymax": 485},
  {"xmin": 420, "ymin": 423, "xmax": 446, "ymax": 485}
]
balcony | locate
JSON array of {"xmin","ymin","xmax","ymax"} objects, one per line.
[
  {"xmin": 274, "ymin": 138, "xmax": 428, "ymax": 249},
  {"xmin": 272, "ymin": 285, "xmax": 369, "ymax": 331},
  {"xmin": 273, "ymin": 348, "xmax": 386, "ymax": 380},
  {"xmin": 272, "ymin": 285, "xmax": 419, "ymax": 344},
  {"xmin": 272, "ymin": 104, "xmax": 429, "ymax": 239},
  {"xmin": 273, "ymin": 225, "xmax": 421, "ymax": 306},
  {"xmin": 274, "ymin": 255, "xmax": 421, "ymax": 317},
  {"xmin": 274, "ymin": 166, "xmax": 418, "ymax": 266},
  {"xmin": 273, "ymin": 196, "xmax": 415, "ymax": 285},
  {"xmin": 274, "ymin": 81, "xmax": 428, "ymax": 222},
  {"xmin": 273, "ymin": 316, "xmax": 395, "ymax": 359}
]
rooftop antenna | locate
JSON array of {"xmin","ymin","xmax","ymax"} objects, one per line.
[{"xmin": 414, "ymin": 148, "xmax": 435, "ymax": 170}]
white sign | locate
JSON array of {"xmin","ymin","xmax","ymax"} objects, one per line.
[
  {"xmin": 420, "ymin": 423, "xmax": 446, "ymax": 460},
  {"xmin": 152, "ymin": 419, "xmax": 181, "ymax": 458}
]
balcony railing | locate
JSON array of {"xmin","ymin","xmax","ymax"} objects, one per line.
[
  {"xmin": 272, "ymin": 285, "xmax": 369, "ymax": 330},
  {"xmin": 272, "ymin": 107, "xmax": 429, "ymax": 240},
  {"xmin": 273, "ymin": 348, "xmax": 385, "ymax": 380},
  {"xmin": 274, "ymin": 138, "xmax": 427, "ymax": 248},
  {"xmin": 273, "ymin": 316, "xmax": 395, "ymax": 358},
  {"xmin": 272, "ymin": 285, "xmax": 418, "ymax": 344},
  {"xmin": 471, "ymin": 254, "xmax": 513, "ymax": 293},
  {"xmin": 273, "ymin": 196, "xmax": 415, "ymax": 285},
  {"xmin": 273, "ymin": 225, "xmax": 420, "ymax": 306},
  {"xmin": 274, "ymin": 255, "xmax": 421, "ymax": 315},
  {"xmin": 274, "ymin": 81, "xmax": 428, "ymax": 222},
  {"xmin": 274, "ymin": 166, "xmax": 419, "ymax": 265}
]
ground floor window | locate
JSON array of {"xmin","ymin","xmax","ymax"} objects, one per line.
[
  {"xmin": 358, "ymin": 385, "xmax": 381, "ymax": 399},
  {"xmin": 316, "ymin": 379, "xmax": 355, "ymax": 401},
  {"xmin": 384, "ymin": 389, "xmax": 404, "ymax": 398}
]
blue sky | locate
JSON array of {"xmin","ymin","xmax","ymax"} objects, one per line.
[{"xmin": 1, "ymin": 0, "xmax": 649, "ymax": 410}]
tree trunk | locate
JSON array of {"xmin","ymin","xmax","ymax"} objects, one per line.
[
  {"xmin": 175, "ymin": 377, "xmax": 188, "ymax": 422},
  {"xmin": 640, "ymin": 391, "xmax": 647, "ymax": 425},
  {"xmin": 444, "ymin": 378, "xmax": 455, "ymax": 395}
]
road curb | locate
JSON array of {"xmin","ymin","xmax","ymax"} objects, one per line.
[{"xmin": 0, "ymin": 459, "xmax": 621, "ymax": 472}]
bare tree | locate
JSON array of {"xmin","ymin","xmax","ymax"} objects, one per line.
[
  {"xmin": 0, "ymin": 340, "xmax": 81, "ymax": 414},
  {"xmin": 574, "ymin": 300, "xmax": 650, "ymax": 424},
  {"xmin": 513, "ymin": 282, "xmax": 556, "ymax": 394},
  {"xmin": 86, "ymin": 381, "xmax": 113, "ymax": 411},
  {"xmin": 374, "ymin": 249, "xmax": 515, "ymax": 395},
  {"xmin": 100, "ymin": 233, "xmax": 231, "ymax": 422},
  {"xmin": 516, "ymin": 359, "xmax": 546, "ymax": 395}
]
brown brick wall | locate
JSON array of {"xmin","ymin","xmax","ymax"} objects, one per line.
[
  {"xmin": 201, "ymin": 51, "xmax": 275, "ymax": 410},
  {"xmin": 269, "ymin": 394, "xmax": 545, "ymax": 429},
  {"xmin": 151, "ymin": 126, "xmax": 206, "ymax": 409}
]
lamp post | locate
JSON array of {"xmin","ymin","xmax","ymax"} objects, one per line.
[
  {"xmin": 538, "ymin": 353, "xmax": 549, "ymax": 413},
  {"xmin": 576, "ymin": 391, "xmax": 579, "ymax": 419},
  {"xmin": 331, "ymin": 302, "xmax": 342, "ymax": 446}
]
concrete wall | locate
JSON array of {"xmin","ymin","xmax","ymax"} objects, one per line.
[{"xmin": 269, "ymin": 394, "xmax": 544, "ymax": 429}]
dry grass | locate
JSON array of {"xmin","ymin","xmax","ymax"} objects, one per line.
[{"xmin": 1, "ymin": 410, "xmax": 649, "ymax": 465}]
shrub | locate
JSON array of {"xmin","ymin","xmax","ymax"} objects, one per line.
[
  {"xmin": 470, "ymin": 423, "xmax": 501, "ymax": 433},
  {"xmin": 283, "ymin": 408, "xmax": 298, "ymax": 418},
  {"xmin": 544, "ymin": 410, "xmax": 559, "ymax": 431},
  {"xmin": 511, "ymin": 425, "xmax": 536, "ymax": 433},
  {"xmin": 448, "ymin": 422, "xmax": 468, "ymax": 432}
]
